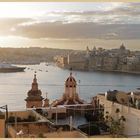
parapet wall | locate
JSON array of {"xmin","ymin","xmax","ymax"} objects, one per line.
[
  {"xmin": 8, "ymin": 110, "xmax": 34, "ymax": 120},
  {"xmin": 97, "ymin": 94, "xmax": 140, "ymax": 136}
]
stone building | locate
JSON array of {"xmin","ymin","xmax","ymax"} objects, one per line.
[
  {"xmin": 67, "ymin": 53, "xmax": 87, "ymax": 70},
  {"xmin": 102, "ymin": 56, "xmax": 118, "ymax": 71},
  {"xmin": 25, "ymin": 73, "xmax": 44, "ymax": 108},
  {"xmin": 55, "ymin": 55, "xmax": 68, "ymax": 68},
  {"xmin": 0, "ymin": 112, "xmax": 5, "ymax": 138}
]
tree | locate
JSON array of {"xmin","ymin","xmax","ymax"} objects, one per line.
[{"xmin": 105, "ymin": 108, "xmax": 126, "ymax": 137}]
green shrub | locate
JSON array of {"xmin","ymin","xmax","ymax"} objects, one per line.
[
  {"xmin": 105, "ymin": 111, "xmax": 126, "ymax": 137},
  {"xmin": 37, "ymin": 133, "xmax": 45, "ymax": 138}
]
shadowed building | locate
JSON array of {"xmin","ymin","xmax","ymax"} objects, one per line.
[
  {"xmin": 0, "ymin": 111, "xmax": 5, "ymax": 138},
  {"xmin": 25, "ymin": 73, "xmax": 44, "ymax": 108}
]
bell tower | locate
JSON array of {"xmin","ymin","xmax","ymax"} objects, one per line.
[
  {"xmin": 64, "ymin": 72, "xmax": 77, "ymax": 102},
  {"xmin": 25, "ymin": 72, "xmax": 44, "ymax": 108},
  {"xmin": 51, "ymin": 71, "xmax": 85, "ymax": 107}
]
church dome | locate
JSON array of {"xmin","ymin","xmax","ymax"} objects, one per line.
[
  {"xmin": 120, "ymin": 43, "xmax": 126, "ymax": 50},
  {"xmin": 65, "ymin": 72, "xmax": 76, "ymax": 87}
]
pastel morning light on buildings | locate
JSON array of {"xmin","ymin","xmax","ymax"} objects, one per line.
[{"xmin": 0, "ymin": 2, "xmax": 140, "ymax": 138}]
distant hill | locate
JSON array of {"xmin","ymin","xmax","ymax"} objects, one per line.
[{"xmin": 0, "ymin": 47, "xmax": 80, "ymax": 64}]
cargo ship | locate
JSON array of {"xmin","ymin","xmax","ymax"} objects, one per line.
[{"xmin": 0, "ymin": 63, "xmax": 25, "ymax": 73}]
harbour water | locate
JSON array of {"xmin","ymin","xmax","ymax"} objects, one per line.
[{"xmin": 0, "ymin": 62, "xmax": 140, "ymax": 111}]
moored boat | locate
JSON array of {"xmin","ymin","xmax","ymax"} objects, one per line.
[{"xmin": 0, "ymin": 63, "xmax": 25, "ymax": 72}]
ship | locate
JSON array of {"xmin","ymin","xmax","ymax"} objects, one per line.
[{"xmin": 0, "ymin": 63, "xmax": 25, "ymax": 73}]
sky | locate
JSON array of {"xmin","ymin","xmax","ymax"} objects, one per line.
[{"xmin": 0, "ymin": 2, "xmax": 140, "ymax": 50}]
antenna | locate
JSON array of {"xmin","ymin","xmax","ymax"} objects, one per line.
[{"xmin": 78, "ymin": 79, "xmax": 81, "ymax": 95}]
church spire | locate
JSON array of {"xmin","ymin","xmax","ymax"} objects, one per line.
[
  {"xmin": 31, "ymin": 71, "xmax": 38, "ymax": 91},
  {"xmin": 25, "ymin": 71, "xmax": 44, "ymax": 108},
  {"xmin": 33, "ymin": 73, "xmax": 37, "ymax": 83}
]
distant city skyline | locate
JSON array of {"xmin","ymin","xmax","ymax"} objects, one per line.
[{"xmin": 0, "ymin": 2, "xmax": 140, "ymax": 50}]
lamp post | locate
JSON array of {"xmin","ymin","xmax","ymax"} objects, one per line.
[
  {"xmin": 70, "ymin": 116, "xmax": 73, "ymax": 131},
  {"xmin": 131, "ymin": 92, "xmax": 134, "ymax": 104},
  {"xmin": 0, "ymin": 105, "xmax": 8, "ymax": 138},
  {"xmin": 78, "ymin": 80, "xmax": 81, "ymax": 95},
  {"xmin": 105, "ymin": 92, "xmax": 108, "ymax": 100},
  {"xmin": 15, "ymin": 112, "xmax": 17, "ymax": 131},
  {"xmin": 105, "ymin": 92, "xmax": 108, "ymax": 115},
  {"xmin": 56, "ymin": 106, "xmax": 58, "ymax": 125}
]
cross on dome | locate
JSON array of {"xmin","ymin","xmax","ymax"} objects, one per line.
[{"xmin": 33, "ymin": 71, "xmax": 37, "ymax": 83}]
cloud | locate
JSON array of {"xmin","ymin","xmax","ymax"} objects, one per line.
[
  {"xmin": 0, "ymin": 18, "xmax": 32, "ymax": 35},
  {"xmin": 0, "ymin": 3, "xmax": 140, "ymax": 40},
  {"xmin": 106, "ymin": 2, "xmax": 140, "ymax": 16},
  {"xmin": 37, "ymin": 2, "xmax": 140, "ymax": 24},
  {"xmin": 3, "ymin": 2, "xmax": 138, "ymax": 29},
  {"xmin": 12, "ymin": 21, "xmax": 140, "ymax": 40},
  {"xmin": 58, "ymin": 2, "xmax": 140, "ymax": 16}
]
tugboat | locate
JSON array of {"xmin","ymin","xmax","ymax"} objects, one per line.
[{"xmin": 0, "ymin": 63, "xmax": 25, "ymax": 73}]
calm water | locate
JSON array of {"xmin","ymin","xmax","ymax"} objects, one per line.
[{"xmin": 0, "ymin": 62, "xmax": 140, "ymax": 111}]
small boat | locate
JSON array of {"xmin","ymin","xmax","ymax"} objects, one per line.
[{"xmin": 45, "ymin": 63, "xmax": 50, "ymax": 66}]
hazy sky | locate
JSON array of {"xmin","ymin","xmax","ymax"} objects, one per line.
[{"xmin": 0, "ymin": 2, "xmax": 140, "ymax": 50}]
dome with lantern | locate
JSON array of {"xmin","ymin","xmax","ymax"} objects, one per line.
[
  {"xmin": 65, "ymin": 72, "xmax": 76, "ymax": 88},
  {"xmin": 51, "ymin": 72, "xmax": 85, "ymax": 107}
]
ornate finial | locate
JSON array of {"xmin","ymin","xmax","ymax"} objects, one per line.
[
  {"xmin": 34, "ymin": 71, "xmax": 37, "ymax": 76},
  {"xmin": 34, "ymin": 74, "xmax": 36, "ymax": 79},
  {"xmin": 33, "ymin": 71, "xmax": 37, "ymax": 83}
]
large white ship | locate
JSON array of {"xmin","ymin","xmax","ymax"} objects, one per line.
[{"xmin": 0, "ymin": 63, "xmax": 25, "ymax": 72}]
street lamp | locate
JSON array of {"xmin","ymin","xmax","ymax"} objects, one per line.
[
  {"xmin": 56, "ymin": 106, "xmax": 58, "ymax": 125},
  {"xmin": 69, "ymin": 116, "xmax": 73, "ymax": 131},
  {"xmin": 0, "ymin": 105, "xmax": 8, "ymax": 138},
  {"xmin": 105, "ymin": 92, "xmax": 108, "ymax": 100}
]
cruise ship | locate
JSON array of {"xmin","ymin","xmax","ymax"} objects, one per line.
[{"xmin": 0, "ymin": 63, "xmax": 25, "ymax": 72}]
